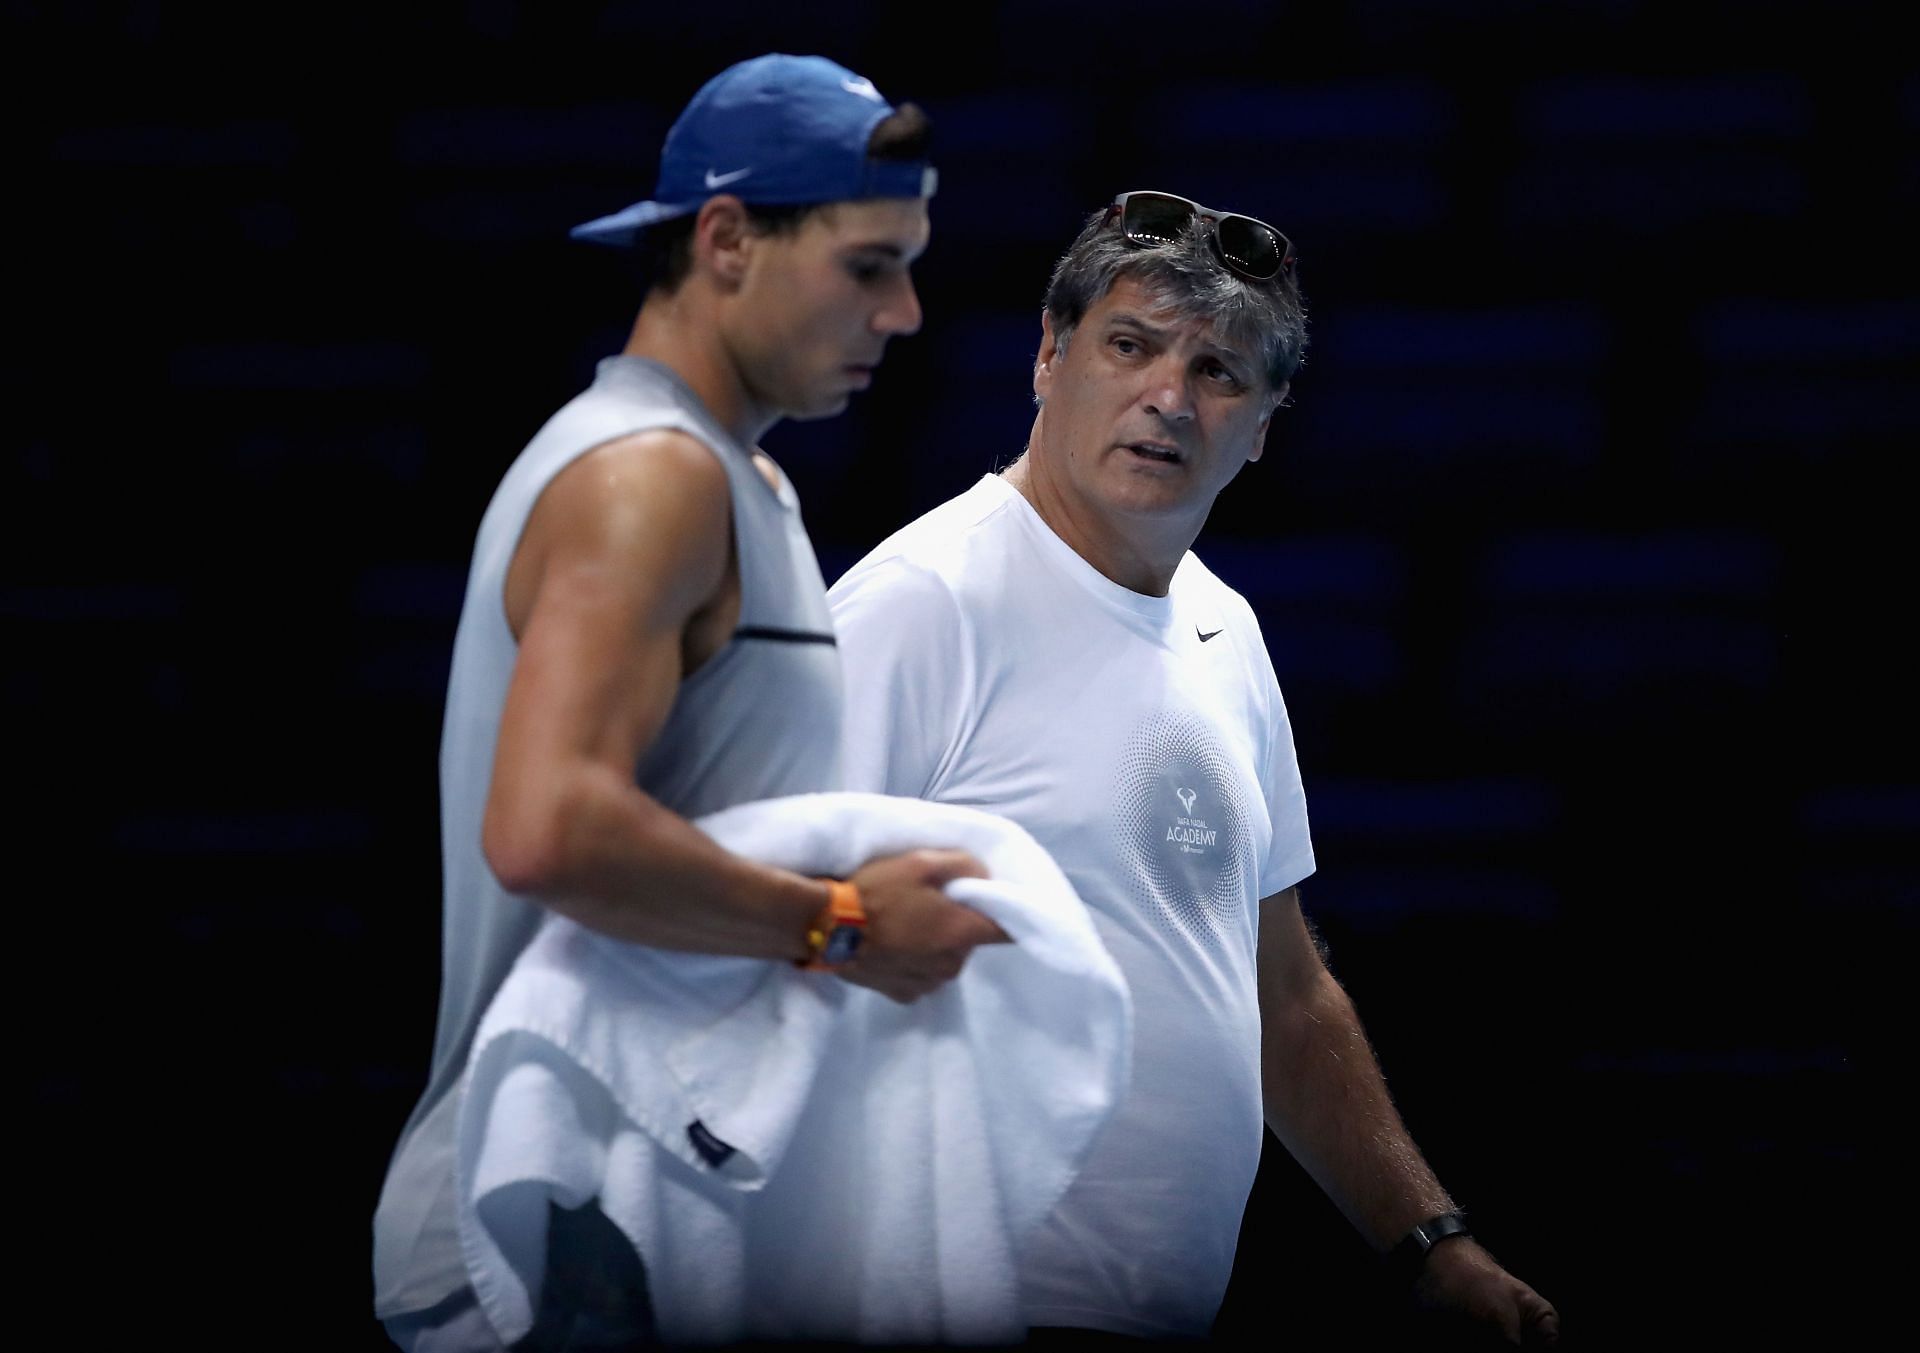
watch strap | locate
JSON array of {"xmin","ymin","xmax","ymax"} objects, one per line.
[
  {"xmin": 1389, "ymin": 1208, "xmax": 1471, "ymax": 1281},
  {"xmin": 797, "ymin": 879, "xmax": 866, "ymax": 970}
]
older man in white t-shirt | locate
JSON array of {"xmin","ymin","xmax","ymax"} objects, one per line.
[{"xmin": 831, "ymin": 191, "xmax": 1561, "ymax": 1346}]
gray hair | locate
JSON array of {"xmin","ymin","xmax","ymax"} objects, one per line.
[{"xmin": 1043, "ymin": 203, "xmax": 1308, "ymax": 391}]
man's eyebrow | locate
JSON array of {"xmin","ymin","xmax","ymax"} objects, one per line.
[
  {"xmin": 1201, "ymin": 339, "xmax": 1255, "ymax": 374},
  {"xmin": 1108, "ymin": 312, "xmax": 1252, "ymax": 369},
  {"xmin": 841, "ymin": 240, "xmax": 921, "ymax": 261},
  {"xmin": 1104, "ymin": 312, "xmax": 1174, "ymax": 339}
]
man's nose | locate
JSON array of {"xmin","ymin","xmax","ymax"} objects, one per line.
[
  {"xmin": 873, "ymin": 276, "xmax": 922, "ymax": 337},
  {"xmin": 1142, "ymin": 360, "xmax": 1196, "ymax": 422}
]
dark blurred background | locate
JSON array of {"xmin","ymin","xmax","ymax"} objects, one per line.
[{"xmin": 16, "ymin": 1, "xmax": 1913, "ymax": 1347}]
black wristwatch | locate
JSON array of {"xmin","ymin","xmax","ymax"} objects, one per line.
[{"xmin": 1389, "ymin": 1208, "xmax": 1472, "ymax": 1281}]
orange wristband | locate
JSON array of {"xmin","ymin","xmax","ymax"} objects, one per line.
[{"xmin": 798, "ymin": 878, "xmax": 866, "ymax": 970}]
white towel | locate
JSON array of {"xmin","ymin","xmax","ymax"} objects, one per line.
[{"xmin": 455, "ymin": 791, "xmax": 1132, "ymax": 1346}]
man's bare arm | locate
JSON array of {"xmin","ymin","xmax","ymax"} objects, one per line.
[
  {"xmin": 481, "ymin": 430, "xmax": 1003, "ymax": 993},
  {"xmin": 1259, "ymin": 888, "xmax": 1558, "ymax": 1345}
]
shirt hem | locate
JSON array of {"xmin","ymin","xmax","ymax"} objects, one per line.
[
  {"xmin": 373, "ymin": 1273, "xmax": 471, "ymax": 1324},
  {"xmin": 1023, "ymin": 1303, "xmax": 1207, "ymax": 1341}
]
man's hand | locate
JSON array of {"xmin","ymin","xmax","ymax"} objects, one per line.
[
  {"xmin": 1413, "ymin": 1239, "xmax": 1560, "ymax": 1348},
  {"xmin": 835, "ymin": 848, "xmax": 1008, "ymax": 1003}
]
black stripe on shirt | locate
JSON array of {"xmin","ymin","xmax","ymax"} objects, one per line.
[{"xmin": 734, "ymin": 625, "xmax": 837, "ymax": 646}]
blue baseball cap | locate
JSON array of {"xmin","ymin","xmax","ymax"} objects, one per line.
[{"xmin": 571, "ymin": 53, "xmax": 937, "ymax": 247}]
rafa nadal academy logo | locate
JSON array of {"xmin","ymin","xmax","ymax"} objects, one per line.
[
  {"xmin": 1168, "ymin": 785, "xmax": 1217, "ymax": 854},
  {"xmin": 1112, "ymin": 710, "xmax": 1250, "ymax": 948}
]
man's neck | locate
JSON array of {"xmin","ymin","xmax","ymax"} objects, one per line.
[
  {"xmin": 1002, "ymin": 444, "xmax": 1199, "ymax": 598},
  {"xmin": 620, "ymin": 295, "xmax": 776, "ymax": 449}
]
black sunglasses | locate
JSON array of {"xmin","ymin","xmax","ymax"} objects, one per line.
[{"xmin": 1104, "ymin": 190, "xmax": 1296, "ymax": 282}]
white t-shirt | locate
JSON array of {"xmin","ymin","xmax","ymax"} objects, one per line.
[{"xmin": 829, "ymin": 474, "xmax": 1315, "ymax": 1339}]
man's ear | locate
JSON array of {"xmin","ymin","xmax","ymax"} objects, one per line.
[
  {"xmin": 692, "ymin": 195, "xmax": 752, "ymax": 287},
  {"xmin": 1248, "ymin": 380, "xmax": 1290, "ymax": 463},
  {"xmin": 1034, "ymin": 310, "xmax": 1059, "ymax": 403}
]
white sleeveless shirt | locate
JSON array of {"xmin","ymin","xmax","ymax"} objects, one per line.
[{"xmin": 372, "ymin": 356, "xmax": 843, "ymax": 1316}]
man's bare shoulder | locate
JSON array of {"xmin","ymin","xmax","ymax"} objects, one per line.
[
  {"xmin": 507, "ymin": 427, "xmax": 733, "ymax": 636},
  {"xmin": 521, "ymin": 427, "xmax": 731, "ymax": 567},
  {"xmin": 539, "ymin": 427, "xmax": 730, "ymax": 538}
]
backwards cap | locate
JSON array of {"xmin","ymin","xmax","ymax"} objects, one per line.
[{"xmin": 570, "ymin": 53, "xmax": 937, "ymax": 247}]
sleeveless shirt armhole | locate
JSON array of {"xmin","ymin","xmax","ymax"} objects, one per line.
[{"xmin": 487, "ymin": 419, "xmax": 720, "ymax": 644}]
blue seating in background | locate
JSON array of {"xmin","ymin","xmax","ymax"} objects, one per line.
[
  {"xmin": 1687, "ymin": 300, "xmax": 1920, "ymax": 454},
  {"xmin": 394, "ymin": 102, "xmax": 664, "ymax": 170},
  {"xmin": 1524, "ymin": 76, "xmax": 1808, "ymax": 140},
  {"xmin": 897, "ymin": 310, "xmax": 1047, "ymax": 509},
  {"xmin": 395, "ymin": 102, "xmax": 668, "ymax": 244},
  {"xmin": 1293, "ymin": 384, "xmax": 1601, "ymax": 463},
  {"xmin": 1478, "ymin": 530, "xmax": 1778, "ymax": 601},
  {"xmin": 1303, "ymin": 865, "xmax": 1562, "ymax": 926},
  {"xmin": 0, "ymin": 583, "xmax": 184, "ymax": 622},
  {"xmin": 1505, "ymin": 76, "xmax": 1810, "ymax": 230},
  {"xmin": 1796, "ymin": 784, "xmax": 1920, "ymax": 913},
  {"xmin": 348, "ymin": 564, "xmax": 465, "ymax": 701},
  {"xmin": 1282, "ymin": 775, "xmax": 1566, "ymax": 925},
  {"xmin": 1319, "ymin": 306, "xmax": 1609, "ymax": 372},
  {"xmin": 1799, "ymin": 784, "xmax": 1920, "ymax": 842},
  {"xmin": 1202, "ymin": 535, "xmax": 1405, "ymax": 607},
  {"xmin": 920, "ymin": 309, "xmax": 1045, "ymax": 381},
  {"xmin": 1308, "ymin": 775, "xmax": 1561, "ymax": 839},
  {"xmin": 1904, "ymin": 74, "xmax": 1920, "ymax": 211},
  {"xmin": 353, "ymin": 563, "xmax": 467, "ymax": 621},
  {"xmin": 915, "ymin": 91, "xmax": 1094, "ymax": 246},
  {"xmin": 1695, "ymin": 300, "xmax": 1918, "ymax": 367},
  {"xmin": 1283, "ymin": 304, "xmax": 1607, "ymax": 502},
  {"xmin": 169, "ymin": 340, "xmax": 428, "ymax": 392},
  {"xmin": 760, "ymin": 402, "xmax": 874, "ymax": 488},
  {"xmin": 1453, "ymin": 529, "xmax": 1782, "ymax": 719},
  {"xmin": 1283, "ymin": 777, "xmax": 1565, "ymax": 927},
  {"xmin": 1127, "ymin": 80, "xmax": 1455, "ymax": 235},
  {"xmin": 112, "ymin": 809, "xmax": 376, "ymax": 856},
  {"xmin": 50, "ymin": 119, "xmax": 298, "ymax": 168}
]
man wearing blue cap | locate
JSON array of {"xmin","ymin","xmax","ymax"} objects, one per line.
[{"xmin": 371, "ymin": 54, "xmax": 1003, "ymax": 1350}]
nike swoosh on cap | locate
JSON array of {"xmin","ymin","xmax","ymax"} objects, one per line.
[
  {"xmin": 704, "ymin": 167, "xmax": 753, "ymax": 189},
  {"xmin": 841, "ymin": 77, "xmax": 884, "ymax": 102}
]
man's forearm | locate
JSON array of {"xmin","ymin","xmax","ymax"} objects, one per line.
[
  {"xmin": 484, "ymin": 755, "xmax": 1003, "ymax": 1010},
  {"xmin": 485, "ymin": 758, "xmax": 826, "ymax": 959},
  {"xmin": 1261, "ymin": 970, "xmax": 1455, "ymax": 1251}
]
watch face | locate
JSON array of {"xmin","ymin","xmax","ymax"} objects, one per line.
[{"xmin": 822, "ymin": 926, "xmax": 864, "ymax": 965}]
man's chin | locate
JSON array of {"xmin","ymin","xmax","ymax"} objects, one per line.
[
  {"xmin": 1100, "ymin": 472, "xmax": 1208, "ymax": 520},
  {"xmin": 787, "ymin": 391, "xmax": 854, "ymax": 422}
]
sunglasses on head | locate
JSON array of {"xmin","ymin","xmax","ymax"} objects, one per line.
[{"xmin": 1104, "ymin": 190, "xmax": 1296, "ymax": 283}]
